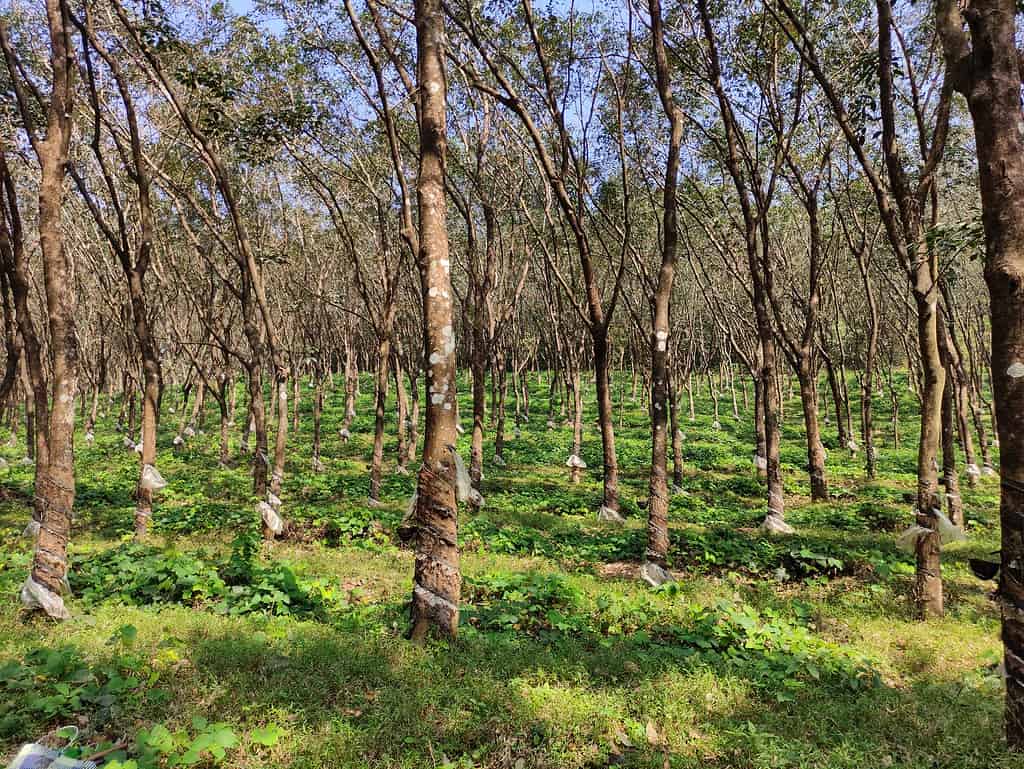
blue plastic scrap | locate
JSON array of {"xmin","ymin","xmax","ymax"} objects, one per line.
[{"xmin": 5, "ymin": 744, "xmax": 98, "ymax": 769}]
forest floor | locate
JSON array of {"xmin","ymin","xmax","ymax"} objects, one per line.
[{"xmin": 0, "ymin": 373, "xmax": 1013, "ymax": 768}]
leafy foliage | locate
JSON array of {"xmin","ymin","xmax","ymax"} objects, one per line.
[
  {"xmin": 671, "ymin": 526, "xmax": 905, "ymax": 581},
  {"xmin": 462, "ymin": 571, "xmax": 586, "ymax": 635},
  {"xmin": 461, "ymin": 572, "xmax": 879, "ymax": 699},
  {"xmin": 0, "ymin": 646, "xmax": 141, "ymax": 738},
  {"xmin": 106, "ymin": 718, "xmax": 240, "ymax": 768},
  {"xmin": 69, "ymin": 537, "xmax": 333, "ymax": 619}
]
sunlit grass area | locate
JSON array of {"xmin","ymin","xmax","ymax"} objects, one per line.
[{"xmin": 0, "ymin": 372, "xmax": 1010, "ymax": 768}]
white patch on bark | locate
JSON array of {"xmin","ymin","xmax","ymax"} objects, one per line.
[{"xmin": 1008, "ymin": 361, "xmax": 1024, "ymax": 378}]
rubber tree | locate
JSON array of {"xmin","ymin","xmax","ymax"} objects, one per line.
[
  {"xmin": 71, "ymin": 7, "xmax": 163, "ymax": 539},
  {"xmin": 775, "ymin": 0, "xmax": 956, "ymax": 617},
  {"xmin": 933, "ymin": 0, "xmax": 1024, "ymax": 746},
  {"xmin": 642, "ymin": 0, "xmax": 684, "ymax": 567},
  {"xmin": 409, "ymin": 0, "xmax": 461, "ymax": 640},
  {"xmin": 0, "ymin": 0, "xmax": 80, "ymax": 619}
]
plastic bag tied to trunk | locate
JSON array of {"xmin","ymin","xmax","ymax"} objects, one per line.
[
  {"xmin": 896, "ymin": 508, "xmax": 966, "ymax": 553},
  {"xmin": 258, "ymin": 501, "xmax": 284, "ymax": 536},
  {"xmin": 452, "ymin": 449, "xmax": 471, "ymax": 503},
  {"xmin": 20, "ymin": 576, "xmax": 70, "ymax": 620},
  {"xmin": 139, "ymin": 464, "xmax": 167, "ymax": 492}
]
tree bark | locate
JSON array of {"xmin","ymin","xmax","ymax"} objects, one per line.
[
  {"xmin": 933, "ymin": 0, "xmax": 1024, "ymax": 743},
  {"xmin": 1, "ymin": 0, "xmax": 78, "ymax": 618},
  {"xmin": 798, "ymin": 366, "xmax": 828, "ymax": 501},
  {"xmin": 410, "ymin": 0, "xmax": 460, "ymax": 641},
  {"xmin": 644, "ymin": 0, "xmax": 682, "ymax": 567},
  {"xmin": 370, "ymin": 337, "xmax": 390, "ymax": 502}
]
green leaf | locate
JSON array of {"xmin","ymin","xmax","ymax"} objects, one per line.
[
  {"xmin": 209, "ymin": 726, "xmax": 239, "ymax": 749},
  {"xmin": 250, "ymin": 723, "xmax": 284, "ymax": 746},
  {"xmin": 144, "ymin": 723, "xmax": 176, "ymax": 753},
  {"xmin": 110, "ymin": 624, "xmax": 138, "ymax": 647}
]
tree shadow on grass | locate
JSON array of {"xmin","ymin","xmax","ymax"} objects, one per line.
[{"xmin": 177, "ymin": 608, "xmax": 1011, "ymax": 769}]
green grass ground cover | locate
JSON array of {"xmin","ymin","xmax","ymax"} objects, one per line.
[{"xmin": 0, "ymin": 371, "xmax": 1012, "ymax": 768}]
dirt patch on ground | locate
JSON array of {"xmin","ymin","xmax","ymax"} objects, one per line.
[
  {"xmin": 0, "ymin": 483, "xmax": 32, "ymax": 504},
  {"xmin": 597, "ymin": 561, "xmax": 639, "ymax": 580}
]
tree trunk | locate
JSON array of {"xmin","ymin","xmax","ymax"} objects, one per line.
[
  {"xmin": 644, "ymin": 0, "xmax": 681, "ymax": 568},
  {"xmin": 370, "ymin": 338, "xmax": 390, "ymax": 502},
  {"xmin": 686, "ymin": 373, "xmax": 695, "ymax": 421},
  {"xmin": 343, "ymin": 339, "xmax": 357, "ymax": 431},
  {"xmin": 593, "ymin": 328, "xmax": 620, "ymax": 513},
  {"xmin": 407, "ymin": 368, "xmax": 420, "ymax": 465},
  {"xmin": 754, "ymin": 374, "xmax": 767, "ymax": 479},
  {"xmin": 127, "ymin": 386, "xmax": 137, "ymax": 441},
  {"xmin": 941, "ymin": 359, "xmax": 964, "ymax": 527},
  {"xmin": 470, "ymin": 337, "xmax": 486, "ymax": 479},
  {"xmin": 394, "ymin": 355, "xmax": 409, "ymax": 472},
  {"xmin": 912, "ymin": 282, "xmax": 945, "ymax": 618},
  {"xmin": 762, "ymin": 346, "xmax": 786, "ymax": 529},
  {"xmin": 270, "ymin": 373, "xmax": 287, "ymax": 496},
  {"xmin": 312, "ymin": 376, "xmax": 323, "ymax": 471},
  {"xmin": 825, "ymin": 354, "xmax": 851, "ymax": 449},
  {"xmin": 798, "ymin": 366, "xmax": 829, "ymax": 501},
  {"xmin": 410, "ymin": 0, "xmax": 460, "ymax": 641},
  {"xmin": 219, "ymin": 397, "xmax": 230, "ymax": 467},
  {"xmin": 570, "ymin": 369, "xmax": 583, "ymax": 484},
  {"xmin": 934, "ymin": 0, "xmax": 1024, "ymax": 742},
  {"xmin": 669, "ymin": 375, "xmax": 683, "ymax": 489},
  {"xmin": 495, "ymin": 353, "xmax": 507, "ymax": 463},
  {"xmin": 11, "ymin": 0, "xmax": 78, "ymax": 619},
  {"xmin": 247, "ymin": 366, "xmax": 268, "ymax": 499}
]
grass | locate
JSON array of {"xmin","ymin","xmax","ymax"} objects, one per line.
[{"xmin": 0, "ymin": 370, "xmax": 1013, "ymax": 768}]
